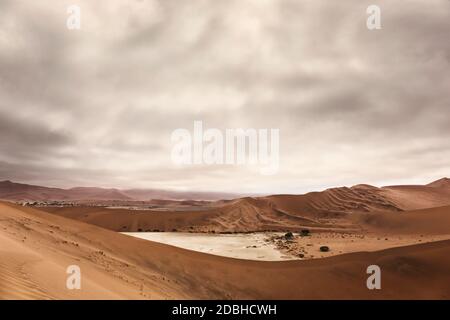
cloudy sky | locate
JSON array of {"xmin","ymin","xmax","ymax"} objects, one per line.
[{"xmin": 0, "ymin": 0, "xmax": 449, "ymax": 194}]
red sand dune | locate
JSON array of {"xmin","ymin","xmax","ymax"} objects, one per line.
[
  {"xmin": 41, "ymin": 196, "xmax": 338, "ymax": 233},
  {"xmin": 357, "ymin": 205, "xmax": 450, "ymax": 235}
]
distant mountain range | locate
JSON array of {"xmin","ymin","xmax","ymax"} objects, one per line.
[{"xmin": 0, "ymin": 180, "xmax": 243, "ymax": 201}]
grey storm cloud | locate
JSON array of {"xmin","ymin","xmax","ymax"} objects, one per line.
[
  {"xmin": 0, "ymin": 0, "xmax": 449, "ymax": 193},
  {"xmin": 0, "ymin": 111, "xmax": 72, "ymax": 152}
]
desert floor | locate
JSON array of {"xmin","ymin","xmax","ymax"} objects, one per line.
[{"xmin": 123, "ymin": 232, "xmax": 292, "ymax": 261}]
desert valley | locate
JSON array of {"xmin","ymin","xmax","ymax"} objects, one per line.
[
  {"xmin": 2, "ymin": 0, "xmax": 450, "ymax": 305},
  {"xmin": 1, "ymin": 178, "xmax": 450, "ymax": 299}
]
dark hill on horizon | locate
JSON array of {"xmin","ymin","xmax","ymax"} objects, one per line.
[{"xmin": 0, "ymin": 180, "xmax": 241, "ymax": 201}]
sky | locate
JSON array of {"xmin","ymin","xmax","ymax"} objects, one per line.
[{"xmin": 0, "ymin": 0, "xmax": 449, "ymax": 194}]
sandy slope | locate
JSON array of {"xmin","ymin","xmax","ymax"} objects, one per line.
[
  {"xmin": 2, "ymin": 201, "xmax": 450, "ymax": 299},
  {"xmin": 357, "ymin": 205, "xmax": 450, "ymax": 235},
  {"xmin": 0, "ymin": 202, "xmax": 175, "ymax": 299},
  {"xmin": 379, "ymin": 185, "xmax": 450, "ymax": 210}
]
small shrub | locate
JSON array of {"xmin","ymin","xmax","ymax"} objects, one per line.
[
  {"xmin": 284, "ymin": 232, "xmax": 294, "ymax": 240},
  {"xmin": 300, "ymin": 229, "xmax": 311, "ymax": 237}
]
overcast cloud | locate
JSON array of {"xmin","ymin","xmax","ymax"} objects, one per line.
[{"xmin": 0, "ymin": 0, "xmax": 449, "ymax": 193}]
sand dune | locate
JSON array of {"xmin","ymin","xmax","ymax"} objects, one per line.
[
  {"xmin": 380, "ymin": 185, "xmax": 450, "ymax": 210},
  {"xmin": 41, "ymin": 197, "xmax": 341, "ymax": 233},
  {"xmin": 264, "ymin": 178, "xmax": 450, "ymax": 218},
  {"xmin": 2, "ymin": 201, "xmax": 450, "ymax": 299},
  {"xmin": 39, "ymin": 178, "xmax": 450, "ymax": 233},
  {"xmin": 357, "ymin": 205, "xmax": 450, "ymax": 235},
  {"xmin": 263, "ymin": 185, "xmax": 401, "ymax": 219}
]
